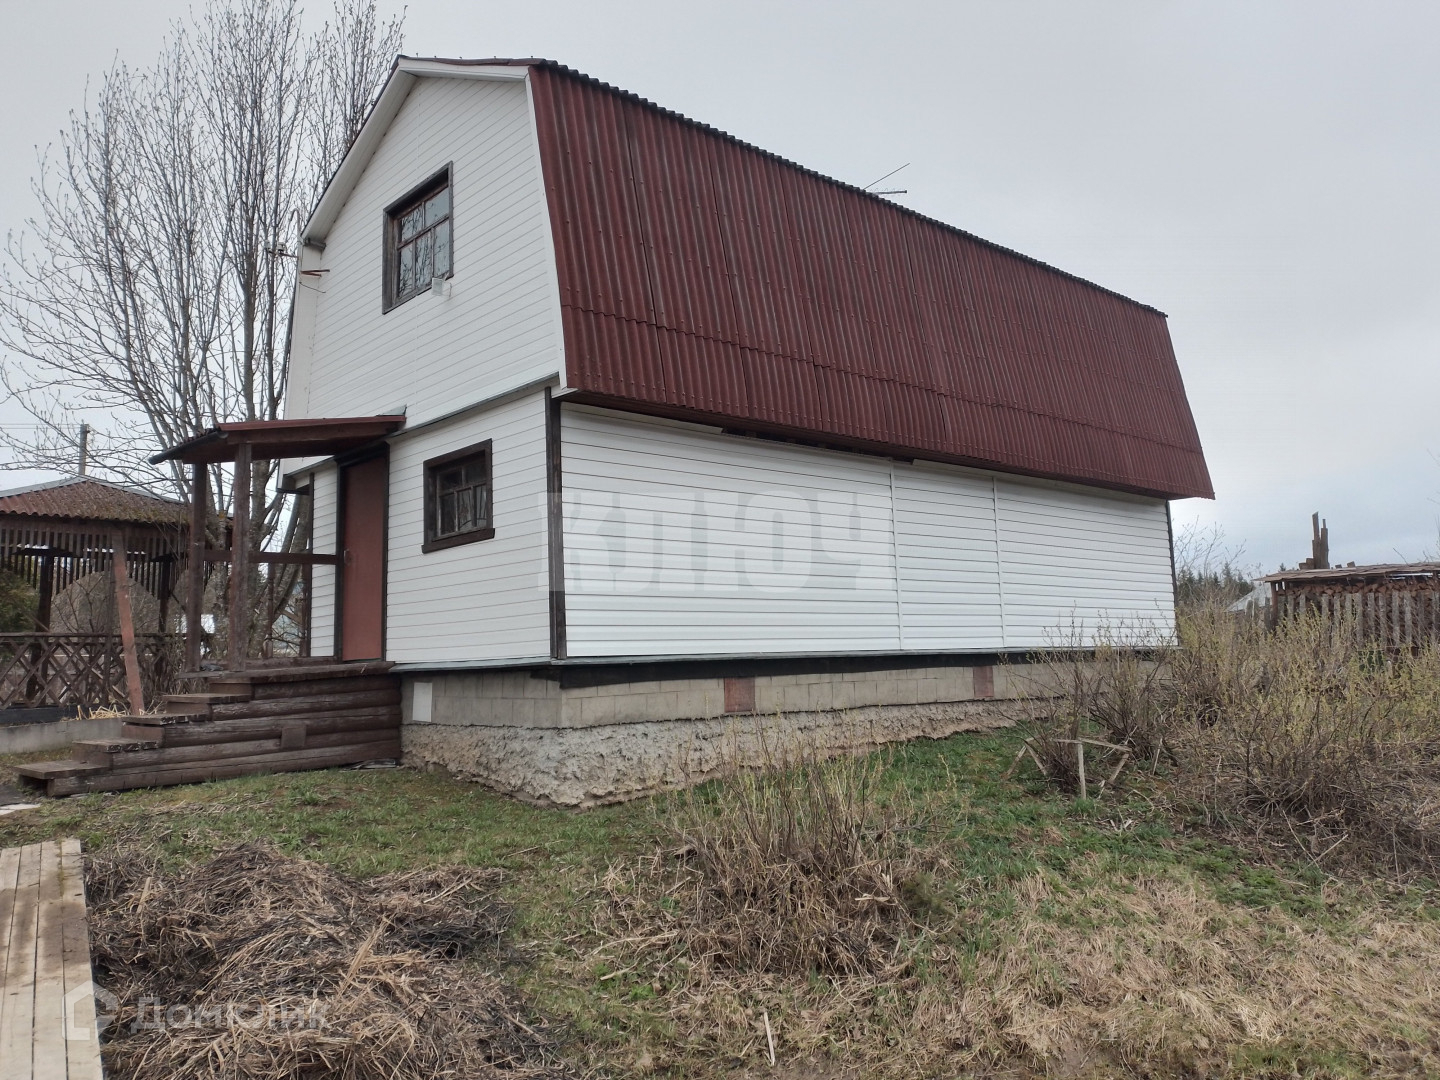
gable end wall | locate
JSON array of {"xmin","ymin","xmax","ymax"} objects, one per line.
[{"xmin": 290, "ymin": 75, "xmax": 563, "ymax": 426}]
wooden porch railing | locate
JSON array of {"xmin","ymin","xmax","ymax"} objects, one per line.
[{"xmin": 0, "ymin": 633, "xmax": 182, "ymax": 711}]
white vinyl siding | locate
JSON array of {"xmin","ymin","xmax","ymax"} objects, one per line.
[
  {"xmin": 294, "ymin": 76, "xmax": 562, "ymax": 425},
  {"xmin": 561, "ymin": 407, "xmax": 1175, "ymax": 657},
  {"xmin": 892, "ymin": 464, "xmax": 1004, "ymax": 649},
  {"xmin": 308, "ymin": 466, "xmax": 338, "ymax": 654},
  {"xmin": 561, "ymin": 409, "xmax": 900, "ymax": 656},
  {"xmin": 996, "ymin": 480, "xmax": 1175, "ymax": 647},
  {"xmin": 384, "ymin": 391, "xmax": 550, "ymax": 664}
]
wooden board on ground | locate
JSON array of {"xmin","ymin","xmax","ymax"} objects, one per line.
[{"xmin": 0, "ymin": 839, "xmax": 105, "ymax": 1080}]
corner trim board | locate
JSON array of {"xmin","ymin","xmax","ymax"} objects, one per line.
[{"xmin": 545, "ymin": 387, "xmax": 567, "ymax": 659}]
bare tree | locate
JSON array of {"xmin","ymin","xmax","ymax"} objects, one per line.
[{"xmin": 0, "ymin": 0, "xmax": 402, "ymax": 651}]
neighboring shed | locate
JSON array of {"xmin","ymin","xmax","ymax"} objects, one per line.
[
  {"xmin": 1263, "ymin": 563, "xmax": 1440, "ymax": 650},
  {"xmin": 0, "ymin": 477, "xmax": 187, "ymax": 712}
]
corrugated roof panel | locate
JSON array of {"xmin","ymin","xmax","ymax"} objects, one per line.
[
  {"xmin": 527, "ymin": 63, "xmax": 1212, "ymax": 499},
  {"xmin": 0, "ymin": 478, "xmax": 187, "ymax": 525}
]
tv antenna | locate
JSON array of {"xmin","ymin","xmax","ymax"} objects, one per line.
[{"xmin": 864, "ymin": 162, "xmax": 909, "ymax": 196}]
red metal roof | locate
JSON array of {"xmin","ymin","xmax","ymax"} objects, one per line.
[
  {"xmin": 0, "ymin": 478, "xmax": 187, "ymax": 526},
  {"xmin": 518, "ymin": 61, "xmax": 1212, "ymax": 500}
]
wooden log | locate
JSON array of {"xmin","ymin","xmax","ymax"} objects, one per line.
[
  {"xmin": 45, "ymin": 739, "xmax": 402, "ymax": 796},
  {"xmin": 101, "ymin": 737, "xmax": 401, "ymax": 777},
  {"xmin": 208, "ymin": 688, "xmax": 401, "ymax": 720},
  {"xmin": 215, "ymin": 660, "xmax": 393, "ymax": 686},
  {"xmin": 229, "ymin": 440, "xmax": 252, "ymax": 672},
  {"xmin": 72, "ymin": 738, "xmax": 162, "ymax": 766},
  {"xmin": 73, "ymin": 726, "xmax": 395, "ymax": 770},
  {"xmin": 249, "ymin": 674, "xmax": 400, "ymax": 701},
  {"xmin": 112, "ymin": 530, "xmax": 145, "ymax": 714},
  {"xmin": 13, "ymin": 760, "xmax": 108, "ymax": 781},
  {"xmin": 186, "ymin": 463, "xmax": 207, "ymax": 672},
  {"xmin": 122, "ymin": 706, "xmax": 400, "ymax": 746}
]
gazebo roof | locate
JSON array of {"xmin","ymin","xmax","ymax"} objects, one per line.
[{"xmin": 0, "ymin": 477, "xmax": 187, "ymax": 527}]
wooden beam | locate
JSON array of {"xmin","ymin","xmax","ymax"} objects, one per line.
[
  {"xmin": 112, "ymin": 530, "xmax": 145, "ymax": 714},
  {"xmin": 202, "ymin": 549, "xmax": 339, "ymax": 565},
  {"xmin": 33, "ymin": 553, "xmax": 54, "ymax": 633},
  {"xmin": 185, "ymin": 463, "xmax": 207, "ymax": 671},
  {"xmin": 229, "ymin": 442, "xmax": 252, "ymax": 672}
]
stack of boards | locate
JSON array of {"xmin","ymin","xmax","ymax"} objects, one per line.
[{"xmin": 16, "ymin": 659, "xmax": 400, "ymax": 797}]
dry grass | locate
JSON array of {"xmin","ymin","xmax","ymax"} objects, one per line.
[
  {"xmin": 943, "ymin": 859, "xmax": 1440, "ymax": 1076},
  {"xmin": 602, "ymin": 745, "xmax": 942, "ymax": 981},
  {"xmin": 587, "ymin": 720, "xmax": 1440, "ymax": 1076},
  {"xmin": 598, "ymin": 843, "xmax": 1440, "ymax": 1077},
  {"xmin": 88, "ymin": 843, "xmax": 573, "ymax": 1080}
]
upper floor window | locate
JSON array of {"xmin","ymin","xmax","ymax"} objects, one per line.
[{"xmin": 384, "ymin": 167, "xmax": 452, "ymax": 310}]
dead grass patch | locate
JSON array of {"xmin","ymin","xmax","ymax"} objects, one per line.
[
  {"xmin": 602, "ymin": 746, "xmax": 942, "ymax": 981},
  {"xmin": 88, "ymin": 843, "xmax": 573, "ymax": 1080},
  {"xmin": 600, "ymin": 848, "xmax": 1440, "ymax": 1077}
]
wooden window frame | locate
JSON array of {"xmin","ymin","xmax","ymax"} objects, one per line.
[
  {"xmin": 382, "ymin": 164, "xmax": 454, "ymax": 312},
  {"xmin": 422, "ymin": 439, "xmax": 495, "ymax": 553}
]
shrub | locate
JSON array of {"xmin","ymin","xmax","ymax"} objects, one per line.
[
  {"xmin": 0, "ymin": 566, "xmax": 38, "ymax": 632},
  {"xmin": 1168, "ymin": 608, "xmax": 1440, "ymax": 876},
  {"xmin": 1015, "ymin": 604, "xmax": 1440, "ymax": 877}
]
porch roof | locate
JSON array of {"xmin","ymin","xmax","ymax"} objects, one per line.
[{"xmin": 150, "ymin": 416, "xmax": 406, "ymax": 465}]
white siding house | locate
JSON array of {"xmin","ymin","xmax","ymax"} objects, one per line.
[{"xmin": 265, "ymin": 57, "xmax": 1210, "ymax": 803}]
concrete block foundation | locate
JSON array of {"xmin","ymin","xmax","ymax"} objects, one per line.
[{"xmin": 399, "ymin": 661, "xmax": 1038, "ymax": 807}]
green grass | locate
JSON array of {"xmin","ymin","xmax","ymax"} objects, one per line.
[{"xmin": 3, "ymin": 733, "xmax": 1435, "ymax": 1079}]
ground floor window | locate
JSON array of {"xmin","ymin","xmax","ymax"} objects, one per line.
[{"xmin": 422, "ymin": 440, "xmax": 493, "ymax": 552}]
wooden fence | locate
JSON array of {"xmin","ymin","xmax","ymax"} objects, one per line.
[
  {"xmin": 1269, "ymin": 574, "xmax": 1440, "ymax": 652},
  {"xmin": 0, "ymin": 633, "xmax": 181, "ymax": 711}
]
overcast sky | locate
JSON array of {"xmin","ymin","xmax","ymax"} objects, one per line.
[{"xmin": 2, "ymin": 0, "xmax": 1437, "ymax": 572}]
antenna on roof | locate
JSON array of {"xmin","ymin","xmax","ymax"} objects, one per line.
[{"xmin": 864, "ymin": 162, "xmax": 910, "ymax": 196}]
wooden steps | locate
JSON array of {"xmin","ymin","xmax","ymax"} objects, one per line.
[
  {"xmin": 0, "ymin": 839, "xmax": 105, "ymax": 1080},
  {"xmin": 15, "ymin": 660, "xmax": 401, "ymax": 797}
]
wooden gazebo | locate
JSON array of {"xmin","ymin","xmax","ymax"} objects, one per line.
[{"xmin": 0, "ymin": 477, "xmax": 188, "ymax": 713}]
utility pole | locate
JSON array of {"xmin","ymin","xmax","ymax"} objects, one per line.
[{"xmin": 78, "ymin": 423, "xmax": 89, "ymax": 476}]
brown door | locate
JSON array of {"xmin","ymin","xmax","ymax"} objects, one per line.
[{"xmin": 339, "ymin": 454, "xmax": 388, "ymax": 661}]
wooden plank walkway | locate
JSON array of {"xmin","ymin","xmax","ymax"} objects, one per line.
[{"xmin": 0, "ymin": 840, "xmax": 104, "ymax": 1080}]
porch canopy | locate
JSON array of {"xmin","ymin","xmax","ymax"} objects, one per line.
[{"xmin": 151, "ymin": 416, "xmax": 405, "ymax": 672}]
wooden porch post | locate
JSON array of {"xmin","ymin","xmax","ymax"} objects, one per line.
[
  {"xmin": 185, "ymin": 463, "xmax": 207, "ymax": 671},
  {"xmin": 33, "ymin": 552, "xmax": 54, "ymax": 632},
  {"xmin": 228, "ymin": 442, "xmax": 252, "ymax": 672},
  {"xmin": 111, "ymin": 529, "xmax": 145, "ymax": 714}
]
